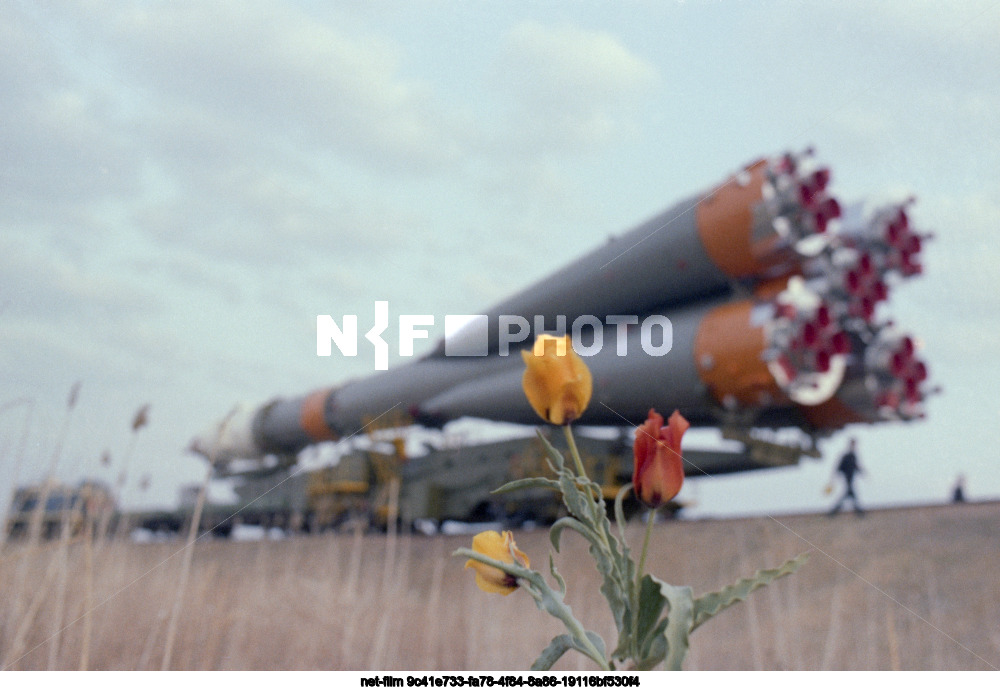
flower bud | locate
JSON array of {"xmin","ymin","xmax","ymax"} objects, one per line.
[
  {"xmin": 521, "ymin": 334, "xmax": 592, "ymax": 425},
  {"xmin": 633, "ymin": 409, "xmax": 689, "ymax": 509},
  {"xmin": 465, "ymin": 530, "xmax": 530, "ymax": 595}
]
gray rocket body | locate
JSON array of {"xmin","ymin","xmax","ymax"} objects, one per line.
[{"xmin": 191, "ymin": 150, "xmax": 931, "ymax": 468}]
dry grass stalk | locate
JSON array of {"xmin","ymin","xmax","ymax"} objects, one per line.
[
  {"xmin": 886, "ymin": 599, "xmax": 901, "ymax": 670},
  {"xmin": 46, "ymin": 523, "xmax": 69, "ymax": 669},
  {"xmin": 0, "ymin": 396, "xmax": 34, "ymax": 554},
  {"xmin": 380, "ymin": 477, "xmax": 401, "ymax": 594},
  {"xmin": 820, "ymin": 579, "xmax": 844, "ymax": 669},
  {"xmin": 111, "ymin": 432, "xmax": 140, "ymax": 542},
  {"xmin": 27, "ymin": 384, "xmax": 79, "ymax": 548},
  {"xmin": 159, "ymin": 466, "xmax": 211, "ymax": 671},
  {"xmin": 2, "ymin": 501, "xmax": 998, "ymax": 670},
  {"xmin": 3, "ymin": 548, "xmax": 61, "ymax": 669},
  {"xmin": 339, "ymin": 519, "xmax": 367, "ymax": 663},
  {"xmin": 48, "ymin": 495, "xmax": 86, "ymax": 669},
  {"xmin": 421, "ymin": 539, "xmax": 446, "ymax": 664},
  {"xmin": 79, "ymin": 514, "xmax": 95, "ymax": 671}
]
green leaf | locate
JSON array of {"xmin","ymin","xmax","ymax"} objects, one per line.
[
  {"xmin": 541, "ymin": 427, "xmax": 639, "ymax": 660},
  {"xmin": 559, "ymin": 466, "xmax": 634, "ymax": 644},
  {"xmin": 583, "ymin": 631, "xmax": 607, "ymax": 662},
  {"xmin": 558, "ymin": 469, "xmax": 599, "ymax": 523},
  {"xmin": 613, "ymin": 483, "xmax": 633, "ymax": 546},
  {"xmin": 691, "ymin": 552, "xmax": 809, "ymax": 631},
  {"xmin": 550, "ymin": 516, "xmax": 597, "ymax": 552},
  {"xmin": 457, "ymin": 545, "xmax": 612, "ymax": 670},
  {"xmin": 597, "ymin": 565, "xmax": 630, "ymax": 641},
  {"xmin": 549, "ymin": 553, "xmax": 567, "ymax": 596},
  {"xmin": 630, "ymin": 575, "xmax": 694, "ymax": 670},
  {"xmin": 637, "ymin": 632, "xmax": 667, "ymax": 671},
  {"xmin": 530, "ymin": 632, "xmax": 607, "ymax": 671},
  {"xmin": 545, "ymin": 460, "xmax": 634, "ymax": 641},
  {"xmin": 634, "ymin": 574, "xmax": 667, "ymax": 654},
  {"xmin": 535, "ymin": 429, "xmax": 566, "ymax": 473},
  {"xmin": 594, "ymin": 540, "xmax": 634, "ymax": 642},
  {"xmin": 659, "ymin": 581, "xmax": 694, "ymax": 671},
  {"xmin": 548, "ymin": 496, "xmax": 631, "ymax": 638},
  {"xmin": 531, "ymin": 635, "xmax": 574, "ymax": 670},
  {"xmin": 492, "ymin": 477, "xmax": 562, "ymax": 494}
]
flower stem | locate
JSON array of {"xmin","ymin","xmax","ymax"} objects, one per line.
[
  {"xmin": 637, "ymin": 508, "xmax": 655, "ymax": 582},
  {"xmin": 631, "ymin": 508, "xmax": 656, "ymax": 655},
  {"xmin": 562, "ymin": 424, "xmax": 612, "ymax": 554},
  {"xmin": 563, "ymin": 424, "xmax": 588, "ymax": 479}
]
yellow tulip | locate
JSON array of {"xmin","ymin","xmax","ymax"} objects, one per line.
[
  {"xmin": 521, "ymin": 334, "xmax": 592, "ymax": 425},
  {"xmin": 465, "ymin": 530, "xmax": 530, "ymax": 595}
]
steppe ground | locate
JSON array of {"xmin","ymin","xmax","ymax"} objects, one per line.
[{"xmin": 1, "ymin": 500, "xmax": 998, "ymax": 670}]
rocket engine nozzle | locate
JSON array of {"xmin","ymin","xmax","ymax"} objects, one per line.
[
  {"xmin": 762, "ymin": 279, "xmax": 848, "ymax": 406},
  {"xmin": 864, "ymin": 329, "xmax": 931, "ymax": 420},
  {"xmin": 761, "ymin": 151, "xmax": 842, "ymax": 243},
  {"xmin": 839, "ymin": 200, "xmax": 929, "ymax": 280}
]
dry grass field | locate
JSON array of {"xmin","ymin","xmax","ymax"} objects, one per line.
[{"xmin": 1, "ymin": 500, "xmax": 998, "ymax": 671}]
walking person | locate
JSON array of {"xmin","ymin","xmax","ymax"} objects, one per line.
[
  {"xmin": 951, "ymin": 474, "xmax": 967, "ymax": 503},
  {"xmin": 828, "ymin": 437, "xmax": 865, "ymax": 516}
]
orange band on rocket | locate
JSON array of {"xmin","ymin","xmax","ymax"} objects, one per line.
[{"xmin": 299, "ymin": 388, "xmax": 339, "ymax": 442}]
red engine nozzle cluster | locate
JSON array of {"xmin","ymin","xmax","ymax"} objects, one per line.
[
  {"xmin": 868, "ymin": 333, "xmax": 930, "ymax": 418},
  {"xmin": 840, "ymin": 251, "xmax": 889, "ymax": 321},
  {"xmin": 767, "ymin": 153, "xmax": 842, "ymax": 240},
  {"xmin": 840, "ymin": 202, "xmax": 928, "ymax": 280},
  {"xmin": 786, "ymin": 302, "xmax": 851, "ymax": 375},
  {"xmin": 881, "ymin": 207, "xmax": 925, "ymax": 278},
  {"xmin": 804, "ymin": 200, "xmax": 930, "ymax": 330},
  {"xmin": 769, "ymin": 289, "xmax": 852, "ymax": 395},
  {"xmin": 757, "ymin": 160, "xmax": 933, "ymax": 424}
]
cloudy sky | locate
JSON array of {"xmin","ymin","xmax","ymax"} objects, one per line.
[{"xmin": 2, "ymin": 0, "xmax": 999, "ymax": 519}]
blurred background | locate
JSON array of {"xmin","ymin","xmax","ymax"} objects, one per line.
[{"xmin": 2, "ymin": 0, "xmax": 999, "ymax": 521}]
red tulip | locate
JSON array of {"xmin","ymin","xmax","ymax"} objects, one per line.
[{"xmin": 633, "ymin": 409, "xmax": 689, "ymax": 509}]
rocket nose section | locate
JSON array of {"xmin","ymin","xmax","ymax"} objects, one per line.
[
  {"xmin": 187, "ymin": 429, "xmax": 217, "ymax": 459},
  {"xmin": 187, "ymin": 403, "xmax": 262, "ymax": 464}
]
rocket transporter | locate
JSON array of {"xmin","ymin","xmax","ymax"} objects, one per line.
[{"xmin": 192, "ymin": 149, "xmax": 932, "ymax": 506}]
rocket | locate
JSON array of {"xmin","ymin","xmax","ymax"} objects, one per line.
[{"xmin": 191, "ymin": 149, "xmax": 932, "ymax": 469}]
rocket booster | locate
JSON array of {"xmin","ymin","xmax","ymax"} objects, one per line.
[
  {"xmin": 439, "ymin": 150, "xmax": 841, "ymax": 358},
  {"xmin": 191, "ymin": 150, "xmax": 932, "ymax": 466},
  {"xmin": 190, "ymin": 354, "xmax": 521, "ymax": 462}
]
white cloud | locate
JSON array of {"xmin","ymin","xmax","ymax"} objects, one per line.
[
  {"xmin": 81, "ymin": 0, "xmax": 466, "ymax": 175},
  {"xmin": 0, "ymin": 235, "xmax": 160, "ymax": 321},
  {"xmin": 502, "ymin": 21, "xmax": 657, "ymax": 106},
  {"xmin": 837, "ymin": 0, "xmax": 1000, "ymax": 52},
  {"xmin": 493, "ymin": 21, "xmax": 658, "ymax": 154},
  {"xmin": 0, "ymin": 67, "xmax": 138, "ymax": 217}
]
